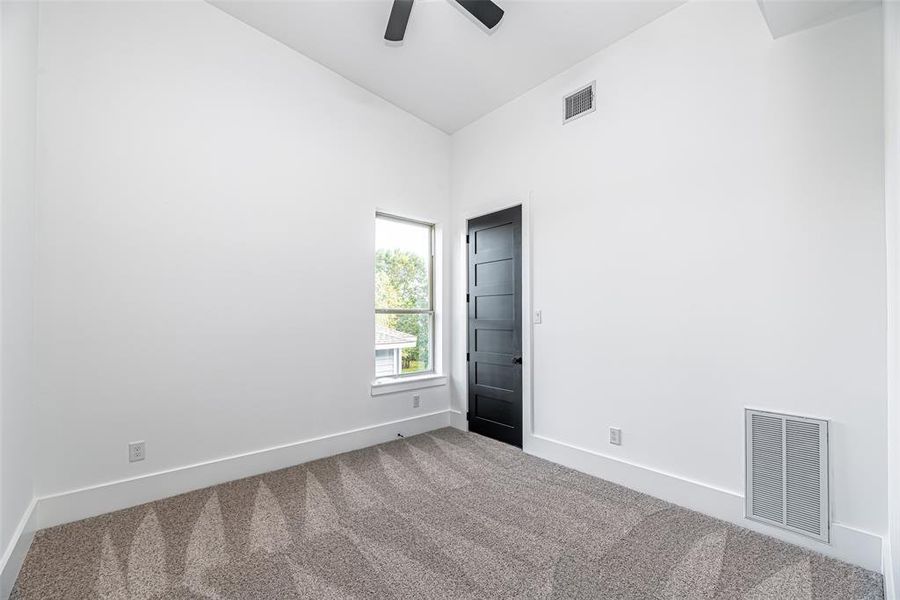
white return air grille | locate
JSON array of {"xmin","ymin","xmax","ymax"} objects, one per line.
[
  {"xmin": 745, "ymin": 409, "xmax": 829, "ymax": 542},
  {"xmin": 563, "ymin": 81, "xmax": 596, "ymax": 124}
]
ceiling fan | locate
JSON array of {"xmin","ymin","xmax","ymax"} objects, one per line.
[{"xmin": 384, "ymin": 0, "xmax": 505, "ymax": 44}]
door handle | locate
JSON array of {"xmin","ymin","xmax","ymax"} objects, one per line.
[{"xmin": 512, "ymin": 356, "xmax": 523, "ymax": 365}]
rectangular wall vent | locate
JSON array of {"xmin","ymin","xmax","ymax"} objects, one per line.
[
  {"xmin": 745, "ymin": 409, "xmax": 829, "ymax": 542},
  {"xmin": 563, "ymin": 81, "xmax": 596, "ymax": 124}
]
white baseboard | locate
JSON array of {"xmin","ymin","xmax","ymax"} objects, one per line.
[
  {"xmin": 37, "ymin": 410, "xmax": 451, "ymax": 530},
  {"xmin": 0, "ymin": 498, "xmax": 38, "ymax": 600},
  {"xmin": 449, "ymin": 408, "xmax": 467, "ymax": 430},
  {"xmin": 885, "ymin": 541, "xmax": 897, "ymax": 600},
  {"xmin": 526, "ymin": 432, "xmax": 883, "ymax": 573}
]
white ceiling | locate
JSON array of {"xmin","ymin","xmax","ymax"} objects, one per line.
[
  {"xmin": 210, "ymin": 0, "xmax": 878, "ymax": 132},
  {"xmin": 210, "ymin": 0, "xmax": 684, "ymax": 133}
]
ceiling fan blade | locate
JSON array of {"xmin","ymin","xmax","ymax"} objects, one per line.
[
  {"xmin": 384, "ymin": 0, "xmax": 414, "ymax": 43},
  {"xmin": 454, "ymin": 0, "xmax": 504, "ymax": 30}
]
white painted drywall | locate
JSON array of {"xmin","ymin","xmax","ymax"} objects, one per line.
[
  {"xmin": 756, "ymin": 0, "xmax": 878, "ymax": 39},
  {"xmin": 1, "ymin": 0, "xmax": 38, "ymax": 571},
  {"xmin": 885, "ymin": 0, "xmax": 900, "ymax": 594},
  {"xmin": 34, "ymin": 0, "xmax": 450, "ymax": 498},
  {"xmin": 451, "ymin": 0, "xmax": 885, "ymax": 555}
]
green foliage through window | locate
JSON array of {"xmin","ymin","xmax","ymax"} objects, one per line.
[{"xmin": 376, "ymin": 249, "xmax": 429, "ymax": 310}]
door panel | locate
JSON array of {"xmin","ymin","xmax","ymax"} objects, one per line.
[
  {"xmin": 475, "ymin": 328, "xmax": 515, "ymax": 355},
  {"xmin": 474, "ymin": 223, "xmax": 513, "ymax": 253},
  {"xmin": 475, "ymin": 260, "xmax": 513, "ymax": 286},
  {"xmin": 475, "ymin": 361, "xmax": 515, "ymax": 391},
  {"xmin": 475, "ymin": 295, "xmax": 514, "ymax": 320},
  {"xmin": 467, "ymin": 205, "xmax": 522, "ymax": 447},
  {"xmin": 472, "ymin": 394, "xmax": 516, "ymax": 426}
]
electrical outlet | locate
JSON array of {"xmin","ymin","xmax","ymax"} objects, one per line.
[
  {"xmin": 413, "ymin": 394, "xmax": 421, "ymax": 408},
  {"xmin": 534, "ymin": 310, "xmax": 543, "ymax": 324},
  {"xmin": 609, "ymin": 428, "xmax": 622, "ymax": 446},
  {"xmin": 129, "ymin": 441, "xmax": 146, "ymax": 463}
]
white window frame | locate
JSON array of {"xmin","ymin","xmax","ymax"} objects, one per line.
[{"xmin": 374, "ymin": 212, "xmax": 436, "ymax": 382}]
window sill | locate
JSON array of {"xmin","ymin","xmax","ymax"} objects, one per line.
[{"xmin": 370, "ymin": 374, "xmax": 448, "ymax": 396}]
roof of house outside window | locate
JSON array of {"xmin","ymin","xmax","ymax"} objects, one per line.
[{"xmin": 375, "ymin": 325, "xmax": 416, "ymax": 349}]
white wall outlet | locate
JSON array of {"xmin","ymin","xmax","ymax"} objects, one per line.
[
  {"xmin": 129, "ymin": 441, "xmax": 146, "ymax": 463},
  {"xmin": 412, "ymin": 394, "xmax": 421, "ymax": 408},
  {"xmin": 609, "ymin": 427, "xmax": 622, "ymax": 446},
  {"xmin": 534, "ymin": 310, "xmax": 543, "ymax": 324}
]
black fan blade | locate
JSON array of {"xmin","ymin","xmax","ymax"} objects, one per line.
[
  {"xmin": 455, "ymin": 0, "xmax": 504, "ymax": 30},
  {"xmin": 384, "ymin": 0, "xmax": 414, "ymax": 43}
]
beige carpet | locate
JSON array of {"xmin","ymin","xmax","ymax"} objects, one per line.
[{"xmin": 11, "ymin": 428, "xmax": 883, "ymax": 599}]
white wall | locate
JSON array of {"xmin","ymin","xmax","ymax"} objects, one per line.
[
  {"xmin": 34, "ymin": 0, "xmax": 450, "ymax": 504},
  {"xmin": 884, "ymin": 0, "xmax": 900, "ymax": 594},
  {"xmin": 1, "ymin": 0, "xmax": 38, "ymax": 583},
  {"xmin": 451, "ymin": 0, "xmax": 884, "ymax": 567},
  {"xmin": 1, "ymin": 0, "xmax": 40, "ymax": 594}
]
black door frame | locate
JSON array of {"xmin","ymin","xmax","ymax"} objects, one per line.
[{"xmin": 463, "ymin": 201, "xmax": 530, "ymax": 448}]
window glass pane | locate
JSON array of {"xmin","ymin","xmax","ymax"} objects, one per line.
[
  {"xmin": 375, "ymin": 313, "xmax": 432, "ymax": 377},
  {"xmin": 376, "ymin": 216, "xmax": 431, "ymax": 310}
]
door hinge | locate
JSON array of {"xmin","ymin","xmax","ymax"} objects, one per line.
[
  {"xmin": 466, "ymin": 234, "xmax": 470, "ymax": 244},
  {"xmin": 466, "ymin": 293, "xmax": 470, "ymax": 303},
  {"xmin": 466, "ymin": 352, "xmax": 470, "ymax": 362},
  {"xmin": 466, "ymin": 411, "xmax": 470, "ymax": 421}
]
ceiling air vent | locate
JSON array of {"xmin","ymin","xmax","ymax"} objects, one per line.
[
  {"xmin": 563, "ymin": 81, "xmax": 596, "ymax": 124},
  {"xmin": 745, "ymin": 409, "xmax": 829, "ymax": 542}
]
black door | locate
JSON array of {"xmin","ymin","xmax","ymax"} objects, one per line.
[{"xmin": 467, "ymin": 205, "xmax": 522, "ymax": 447}]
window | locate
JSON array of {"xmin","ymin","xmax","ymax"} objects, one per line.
[{"xmin": 375, "ymin": 214, "xmax": 434, "ymax": 379}]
